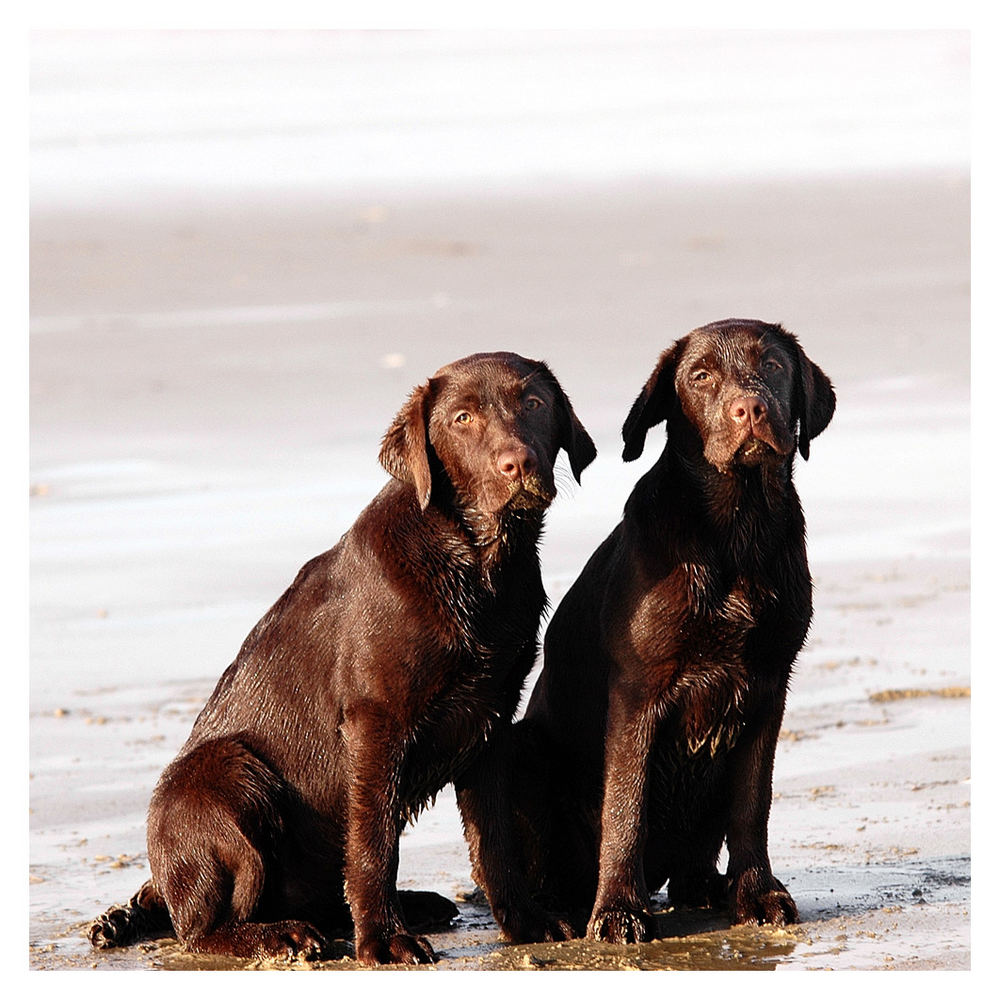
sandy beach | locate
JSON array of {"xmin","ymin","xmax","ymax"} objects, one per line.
[{"xmin": 28, "ymin": 31, "xmax": 971, "ymax": 974}]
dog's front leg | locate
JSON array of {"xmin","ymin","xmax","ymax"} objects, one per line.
[
  {"xmin": 587, "ymin": 687, "xmax": 659, "ymax": 944},
  {"xmin": 455, "ymin": 723, "xmax": 575, "ymax": 943},
  {"xmin": 342, "ymin": 703, "xmax": 437, "ymax": 965},
  {"xmin": 723, "ymin": 696, "xmax": 799, "ymax": 926}
]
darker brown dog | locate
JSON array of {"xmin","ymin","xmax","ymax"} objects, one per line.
[
  {"xmin": 511, "ymin": 319, "xmax": 835, "ymax": 942},
  {"xmin": 89, "ymin": 352, "xmax": 594, "ymax": 964}
]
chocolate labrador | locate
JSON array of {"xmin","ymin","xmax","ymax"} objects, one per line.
[
  {"xmin": 89, "ymin": 352, "xmax": 595, "ymax": 964},
  {"xmin": 511, "ymin": 319, "xmax": 835, "ymax": 942}
]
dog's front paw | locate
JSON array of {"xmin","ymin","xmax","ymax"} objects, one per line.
[
  {"xmin": 730, "ymin": 867, "xmax": 799, "ymax": 926},
  {"xmin": 495, "ymin": 902, "xmax": 576, "ymax": 944},
  {"xmin": 355, "ymin": 930, "xmax": 437, "ymax": 966},
  {"xmin": 587, "ymin": 904, "xmax": 655, "ymax": 944}
]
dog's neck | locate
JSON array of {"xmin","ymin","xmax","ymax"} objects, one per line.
[
  {"xmin": 423, "ymin": 469, "xmax": 543, "ymax": 562},
  {"xmin": 423, "ymin": 472, "xmax": 542, "ymax": 560},
  {"xmin": 459, "ymin": 504, "xmax": 544, "ymax": 563},
  {"xmin": 417, "ymin": 491, "xmax": 540, "ymax": 588},
  {"xmin": 688, "ymin": 451, "xmax": 793, "ymax": 519},
  {"xmin": 630, "ymin": 438, "xmax": 799, "ymax": 570}
]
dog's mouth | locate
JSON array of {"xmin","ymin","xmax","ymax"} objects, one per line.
[
  {"xmin": 504, "ymin": 474, "xmax": 555, "ymax": 510},
  {"xmin": 711, "ymin": 426, "xmax": 793, "ymax": 471},
  {"xmin": 456, "ymin": 474, "xmax": 554, "ymax": 523},
  {"xmin": 735, "ymin": 435, "xmax": 778, "ymax": 463}
]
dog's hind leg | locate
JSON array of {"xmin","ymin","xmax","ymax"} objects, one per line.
[{"xmin": 148, "ymin": 738, "xmax": 327, "ymax": 960}]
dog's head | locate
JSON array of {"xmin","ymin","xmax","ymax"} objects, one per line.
[
  {"xmin": 379, "ymin": 352, "xmax": 596, "ymax": 515},
  {"xmin": 622, "ymin": 319, "xmax": 835, "ymax": 471}
]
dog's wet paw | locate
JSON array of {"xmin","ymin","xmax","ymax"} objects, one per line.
[
  {"xmin": 185, "ymin": 920, "xmax": 327, "ymax": 961},
  {"xmin": 730, "ymin": 868, "xmax": 799, "ymax": 926},
  {"xmin": 356, "ymin": 930, "xmax": 437, "ymax": 966},
  {"xmin": 88, "ymin": 907, "xmax": 130, "ymax": 949},
  {"xmin": 587, "ymin": 904, "xmax": 655, "ymax": 944}
]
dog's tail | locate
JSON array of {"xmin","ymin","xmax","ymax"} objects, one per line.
[{"xmin": 88, "ymin": 880, "xmax": 173, "ymax": 949}]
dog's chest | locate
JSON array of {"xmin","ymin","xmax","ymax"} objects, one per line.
[
  {"xmin": 630, "ymin": 567, "xmax": 784, "ymax": 758},
  {"xmin": 664, "ymin": 657, "xmax": 749, "ymax": 759},
  {"xmin": 634, "ymin": 565, "xmax": 774, "ymax": 663},
  {"xmin": 391, "ymin": 544, "xmax": 547, "ymax": 817},
  {"xmin": 695, "ymin": 562, "xmax": 777, "ymax": 624},
  {"xmin": 429, "ymin": 622, "xmax": 534, "ymax": 742},
  {"xmin": 397, "ymin": 644, "xmax": 526, "ymax": 818},
  {"xmin": 399, "ymin": 588, "xmax": 542, "ymax": 815}
]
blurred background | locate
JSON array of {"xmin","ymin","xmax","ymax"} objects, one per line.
[
  {"xmin": 31, "ymin": 30, "xmax": 967, "ymax": 201},
  {"xmin": 29, "ymin": 28, "xmax": 971, "ymax": 570},
  {"xmin": 29, "ymin": 28, "xmax": 971, "ymax": 654}
]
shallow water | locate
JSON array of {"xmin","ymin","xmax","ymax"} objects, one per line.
[{"xmin": 34, "ymin": 856, "xmax": 970, "ymax": 971}]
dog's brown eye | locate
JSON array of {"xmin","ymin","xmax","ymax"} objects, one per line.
[
  {"xmin": 524, "ymin": 396, "xmax": 544, "ymax": 411},
  {"xmin": 691, "ymin": 370, "xmax": 711, "ymax": 383},
  {"xmin": 763, "ymin": 360, "xmax": 783, "ymax": 373},
  {"xmin": 455, "ymin": 411, "xmax": 473, "ymax": 425}
]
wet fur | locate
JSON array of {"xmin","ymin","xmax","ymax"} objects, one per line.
[
  {"xmin": 511, "ymin": 320, "xmax": 835, "ymax": 942},
  {"xmin": 89, "ymin": 352, "xmax": 595, "ymax": 964}
]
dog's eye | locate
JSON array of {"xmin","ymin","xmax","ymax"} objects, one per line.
[
  {"xmin": 691, "ymin": 370, "xmax": 712, "ymax": 383},
  {"xmin": 454, "ymin": 411, "xmax": 474, "ymax": 425},
  {"xmin": 524, "ymin": 396, "xmax": 544, "ymax": 411},
  {"xmin": 763, "ymin": 360, "xmax": 783, "ymax": 374}
]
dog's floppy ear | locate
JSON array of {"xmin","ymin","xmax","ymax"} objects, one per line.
[
  {"xmin": 777, "ymin": 328, "xmax": 836, "ymax": 460},
  {"xmin": 379, "ymin": 381, "xmax": 434, "ymax": 510},
  {"xmin": 621, "ymin": 340, "xmax": 684, "ymax": 462},
  {"xmin": 535, "ymin": 363, "xmax": 597, "ymax": 483}
]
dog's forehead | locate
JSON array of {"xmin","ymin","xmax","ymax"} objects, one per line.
[
  {"xmin": 682, "ymin": 326, "xmax": 787, "ymax": 370},
  {"xmin": 432, "ymin": 353, "xmax": 545, "ymax": 405}
]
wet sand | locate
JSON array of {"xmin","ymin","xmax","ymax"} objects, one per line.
[{"xmin": 29, "ymin": 170, "xmax": 970, "ymax": 972}]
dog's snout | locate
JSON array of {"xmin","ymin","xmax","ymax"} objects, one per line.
[
  {"xmin": 497, "ymin": 446, "xmax": 538, "ymax": 481},
  {"xmin": 729, "ymin": 395, "xmax": 768, "ymax": 427}
]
